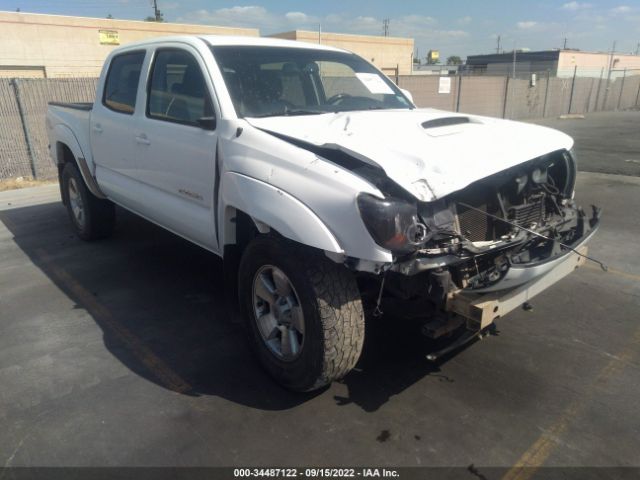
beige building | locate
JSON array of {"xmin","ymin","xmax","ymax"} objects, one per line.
[
  {"xmin": 0, "ymin": 11, "xmax": 259, "ymax": 78},
  {"xmin": 467, "ymin": 49, "xmax": 640, "ymax": 78},
  {"xmin": 557, "ymin": 50, "xmax": 640, "ymax": 77},
  {"xmin": 269, "ymin": 30, "xmax": 414, "ymax": 76}
]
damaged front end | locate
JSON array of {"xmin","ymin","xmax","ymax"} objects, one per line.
[
  {"xmin": 391, "ymin": 149, "xmax": 599, "ymax": 289},
  {"xmin": 359, "ymin": 149, "xmax": 600, "ymax": 350}
]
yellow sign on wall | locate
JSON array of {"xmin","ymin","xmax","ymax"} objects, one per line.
[{"xmin": 99, "ymin": 30, "xmax": 120, "ymax": 45}]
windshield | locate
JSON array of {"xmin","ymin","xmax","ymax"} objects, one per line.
[{"xmin": 210, "ymin": 45, "xmax": 412, "ymax": 118}]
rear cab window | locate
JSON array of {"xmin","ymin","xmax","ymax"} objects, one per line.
[
  {"xmin": 146, "ymin": 48, "xmax": 214, "ymax": 126},
  {"xmin": 102, "ymin": 51, "xmax": 146, "ymax": 114}
]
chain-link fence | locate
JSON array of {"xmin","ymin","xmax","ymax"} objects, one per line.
[
  {"xmin": 0, "ymin": 79, "xmax": 32, "ymax": 179},
  {"xmin": 397, "ymin": 68, "xmax": 640, "ymax": 120},
  {"xmin": 0, "ymin": 71, "xmax": 639, "ymax": 181},
  {"xmin": 0, "ymin": 77, "xmax": 97, "ymax": 180}
]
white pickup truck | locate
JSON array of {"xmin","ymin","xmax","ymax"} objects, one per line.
[{"xmin": 47, "ymin": 35, "xmax": 599, "ymax": 391}]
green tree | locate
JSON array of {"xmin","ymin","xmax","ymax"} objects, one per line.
[
  {"xmin": 144, "ymin": 13, "xmax": 164, "ymax": 22},
  {"xmin": 446, "ymin": 55, "xmax": 463, "ymax": 65}
]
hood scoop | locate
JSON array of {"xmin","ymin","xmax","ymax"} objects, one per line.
[{"xmin": 421, "ymin": 117, "xmax": 471, "ymax": 129}]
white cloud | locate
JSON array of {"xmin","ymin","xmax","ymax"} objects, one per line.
[
  {"xmin": 561, "ymin": 2, "xmax": 592, "ymax": 11},
  {"xmin": 180, "ymin": 6, "xmax": 322, "ymax": 33},
  {"xmin": 516, "ymin": 21, "xmax": 538, "ymax": 29},
  {"xmin": 285, "ymin": 11, "xmax": 312, "ymax": 23},
  {"xmin": 610, "ymin": 5, "xmax": 631, "ymax": 15},
  {"xmin": 398, "ymin": 14, "xmax": 437, "ymax": 26},
  {"xmin": 177, "ymin": 6, "xmax": 468, "ymax": 51},
  {"xmin": 457, "ymin": 16, "xmax": 472, "ymax": 25}
]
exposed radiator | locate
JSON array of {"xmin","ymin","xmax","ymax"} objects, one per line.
[
  {"xmin": 509, "ymin": 194, "xmax": 545, "ymax": 227},
  {"xmin": 456, "ymin": 193, "xmax": 546, "ymax": 242},
  {"xmin": 456, "ymin": 202, "xmax": 491, "ymax": 242}
]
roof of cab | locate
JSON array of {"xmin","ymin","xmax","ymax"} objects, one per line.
[{"xmin": 111, "ymin": 35, "xmax": 347, "ymax": 53}]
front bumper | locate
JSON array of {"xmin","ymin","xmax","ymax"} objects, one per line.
[
  {"xmin": 469, "ymin": 220, "xmax": 599, "ymax": 293},
  {"xmin": 446, "ymin": 244, "xmax": 588, "ymax": 330}
]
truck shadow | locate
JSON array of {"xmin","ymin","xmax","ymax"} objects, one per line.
[{"xmin": 0, "ymin": 200, "xmax": 455, "ymax": 412}]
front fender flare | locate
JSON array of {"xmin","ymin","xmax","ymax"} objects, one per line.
[{"xmin": 221, "ymin": 172, "xmax": 343, "ymax": 254}]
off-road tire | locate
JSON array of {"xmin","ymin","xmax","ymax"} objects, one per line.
[
  {"xmin": 61, "ymin": 162, "xmax": 115, "ymax": 241},
  {"xmin": 238, "ymin": 236, "xmax": 365, "ymax": 391}
]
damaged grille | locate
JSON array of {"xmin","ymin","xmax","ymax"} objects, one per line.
[{"xmin": 455, "ymin": 190, "xmax": 547, "ymax": 242}]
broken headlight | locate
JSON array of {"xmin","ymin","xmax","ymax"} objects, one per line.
[{"xmin": 357, "ymin": 193, "xmax": 426, "ymax": 254}]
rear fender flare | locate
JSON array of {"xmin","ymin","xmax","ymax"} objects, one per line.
[{"xmin": 54, "ymin": 124, "xmax": 106, "ymax": 199}]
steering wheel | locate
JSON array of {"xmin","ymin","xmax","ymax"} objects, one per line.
[
  {"xmin": 326, "ymin": 93, "xmax": 352, "ymax": 105},
  {"xmin": 278, "ymin": 99, "xmax": 296, "ymax": 109}
]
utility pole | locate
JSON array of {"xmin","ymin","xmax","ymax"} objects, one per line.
[
  {"xmin": 496, "ymin": 35, "xmax": 501, "ymax": 54},
  {"xmin": 512, "ymin": 43, "xmax": 517, "ymax": 79},
  {"xmin": 152, "ymin": 0, "xmax": 162, "ymax": 22},
  {"xmin": 318, "ymin": 23, "xmax": 321, "ymax": 44},
  {"xmin": 383, "ymin": 18, "xmax": 390, "ymax": 37},
  {"xmin": 563, "ymin": 37, "xmax": 567, "ymax": 49},
  {"xmin": 635, "ymin": 42, "xmax": 639, "ymax": 56}
]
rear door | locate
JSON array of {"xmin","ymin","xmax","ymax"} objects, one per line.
[
  {"xmin": 91, "ymin": 50, "xmax": 146, "ymax": 203},
  {"xmin": 132, "ymin": 45, "xmax": 219, "ymax": 252}
]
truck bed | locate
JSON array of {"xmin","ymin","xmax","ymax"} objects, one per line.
[
  {"xmin": 48, "ymin": 102, "xmax": 93, "ymax": 111},
  {"xmin": 46, "ymin": 102, "xmax": 94, "ymax": 167}
]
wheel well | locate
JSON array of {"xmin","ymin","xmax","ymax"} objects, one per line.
[
  {"xmin": 56, "ymin": 142, "xmax": 75, "ymax": 166},
  {"xmin": 222, "ymin": 209, "xmax": 260, "ymax": 305},
  {"xmin": 56, "ymin": 142, "xmax": 75, "ymax": 205},
  {"xmin": 223, "ymin": 209, "xmax": 259, "ymax": 261}
]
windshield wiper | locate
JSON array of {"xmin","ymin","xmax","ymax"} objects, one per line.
[
  {"xmin": 249, "ymin": 109, "xmax": 326, "ymax": 118},
  {"xmin": 282, "ymin": 108, "xmax": 326, "ymax": 116}
]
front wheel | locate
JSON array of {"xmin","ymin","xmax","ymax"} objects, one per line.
[{"xmin": 238, "ymin": 236, "xmax": 365, "ymax": 391}]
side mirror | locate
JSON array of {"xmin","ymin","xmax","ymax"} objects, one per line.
[
  {"xmin": 400, "ymin": 88, "xmax": 414, "ymax": 104},
  {"xmin": 197, "ymin": 116, "xmax": 217, "ymax": 130}
]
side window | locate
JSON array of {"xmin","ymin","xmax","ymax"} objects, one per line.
[
  {"xmin": 103, "ymin": 51, "xmax": 145, "ymax": 114},
  {"xmin": 147, "ymin": 49, "xmax": 213, "ymax": 126}
]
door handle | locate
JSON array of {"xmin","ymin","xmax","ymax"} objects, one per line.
[
  {"xmin": 92, "ymin": 124, "xmax": 103, "ymax": 133},
  {"xmin": 135, "ymin": 134, "xmax": 151, "ymax": 145}
]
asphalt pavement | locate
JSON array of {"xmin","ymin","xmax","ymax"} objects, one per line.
[{"xmin": 1, "ymin": 111, "xmax": 639, "ymax": 475}]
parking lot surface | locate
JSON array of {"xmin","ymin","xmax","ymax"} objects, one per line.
[{"xmin": 1, "ymin": 112, "xmax": 639, "ymax": 472}]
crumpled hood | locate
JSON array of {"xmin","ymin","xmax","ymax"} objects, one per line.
[{"xmin": 247, "ymin": 108, "xmax": 574, "ymax": 201}]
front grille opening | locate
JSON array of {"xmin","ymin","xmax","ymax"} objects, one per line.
[{"xmin": 455, "ymin": 189, "xmax": 502, "ymax": 242}]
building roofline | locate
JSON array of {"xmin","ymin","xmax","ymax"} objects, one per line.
[
  {"xmin": 270, "ymin": 29, "xmax": 413, "ymax": 42},
  {"xmin": 0, "ymin": 10, "xmax": 259, "ymax": 32}
]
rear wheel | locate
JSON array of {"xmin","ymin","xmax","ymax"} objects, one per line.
[
  {"xmin": 61, "ymin": 162, "xmax": 115, "ymax": 240},
  {"xmin": 238, "ymin": 236, "xmax": 365, "ymax": 391}
]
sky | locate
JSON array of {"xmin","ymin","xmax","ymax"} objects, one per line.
[{"xmin": 1, "ymin": 0, "xmax": 639, "ymax": 60}]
